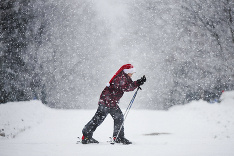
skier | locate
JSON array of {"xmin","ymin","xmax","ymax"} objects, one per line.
[{"xmin": 81, "ymin": 64, "xmax": 146, "ymax": 144}]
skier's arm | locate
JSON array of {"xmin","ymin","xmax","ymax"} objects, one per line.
[
  {"xmin": 121, "ymin": 75, "xmax": 146, "ymax": 92},
  {"xmin": 121, "ymin": 80, "xmax": 139, "ymax": 92},
  {"xmin": 122, "ymin": 75, "xmax": 146, "ymax": 92},
  {"xmin": 109, "ymin": 76, "xmax": 138, "ymax": 92}
]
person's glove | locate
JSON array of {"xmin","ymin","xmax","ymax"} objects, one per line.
[{"xmin": 137, "ymin": 75, "xmax": 146, "ymax": 86}]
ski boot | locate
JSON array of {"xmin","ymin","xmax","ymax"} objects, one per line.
[
  {"xmin": 81, "ymin": 135, "xmax": 99, "ymax": 144},
  {"xmin": 113, "ymin": 137, "xmax": 132, "ymax": 145}
]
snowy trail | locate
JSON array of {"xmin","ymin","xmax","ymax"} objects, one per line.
[{"xmin": 1, "ymin": 100, "xmax": 234, "ymax": 156}]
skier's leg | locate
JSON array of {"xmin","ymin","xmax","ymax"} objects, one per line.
[
  {"xmin": 110, "ymin": 106, "xmax": 124, "ymax": 138},
  {"xmin": 110, "ymin": 106, "xmax": 132, "ymax": 144},
  {"xmin": 82, "ymin": 104, "xmax": 109, "ymax": 138}
]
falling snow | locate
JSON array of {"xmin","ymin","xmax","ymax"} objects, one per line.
[{"xmin": 1, "ymin": 0, "xmax": 234, "ymax": 109}]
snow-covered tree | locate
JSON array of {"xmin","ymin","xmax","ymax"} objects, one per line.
[
  {"xmin": 126, "ymin": 0, "xmax": 234, "ymax": 108},
  {"xmin": 0, "ymin": 0, "xmax": 46, "ymax": 103},
  {"xmin": 34, "ymin": 0, "xmax": 110, "ymax": 108},
  {"xmin": 171, "ymin": 0, "xmax": 234, "ymax": 104},
  {"xmin": 1, "ymin": 0, "xmax": 110, "ymax": 108}
]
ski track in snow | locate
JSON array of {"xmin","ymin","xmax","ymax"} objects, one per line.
[{"xmin": 1, "ymin": 97, "xmax": 234, "ymax": 156}]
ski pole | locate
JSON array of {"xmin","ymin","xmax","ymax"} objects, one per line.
[{"xmin": 114, "ymin": 86, "xmax": 142, "ymax": 142}]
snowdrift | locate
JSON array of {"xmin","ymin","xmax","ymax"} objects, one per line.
[
  {"xmin": 0, "ymin": 100, "xmax": 50, "ymax": 138},
  {"xmin": 220, "ymin": 90, "xmax": 234, "ymax": 101}
]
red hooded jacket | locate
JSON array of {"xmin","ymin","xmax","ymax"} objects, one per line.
[{"xmin": 98, "ymin": 71, "xmax": 139, "ymax": 108}]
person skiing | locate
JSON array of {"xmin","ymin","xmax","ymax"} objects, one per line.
[{"xmin": 81, "ymin": 64, "xmax": 146, "ymax": 144}]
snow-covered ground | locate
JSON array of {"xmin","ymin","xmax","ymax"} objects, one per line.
[{"xmin": 1, "ymin": 91, "xmax": 234, "ymax": 156}]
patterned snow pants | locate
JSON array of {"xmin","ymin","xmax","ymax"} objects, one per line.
[{"xmin": 82, "ymin": 104, "xmax": 124, "ymax": 138}]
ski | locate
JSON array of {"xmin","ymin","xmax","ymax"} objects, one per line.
[
  {"xmin": 76, "ymin": 137, "xmax": 81, "ymax": 144},
  {"xmin": 76, "ymin": 137, "xmax": 113, "ymax": 145},
  {"xmin": 76, "ymin": 137, "xmax": 130, "ymax": 145},
  {"xmin": 108, "ymin": 137, "xmax": 115, "ymax": 145}
]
